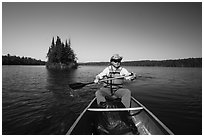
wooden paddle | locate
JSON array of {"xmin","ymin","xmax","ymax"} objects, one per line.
[
  {"xmin": 69, "ymin": 81, "xmax": 95, "ymax": 90},
  {"xmin": 69, "ymin": 74, "xmax": 135, "ymax": 90}
]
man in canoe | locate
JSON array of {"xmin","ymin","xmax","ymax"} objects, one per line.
[{"xmin": 94, "ymin": 54, "xmax": 136, "ymax": 108}]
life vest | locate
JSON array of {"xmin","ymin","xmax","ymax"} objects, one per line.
[{"xmin": 104, "ymin": 66, "xmax": 124, "ymax": 89}]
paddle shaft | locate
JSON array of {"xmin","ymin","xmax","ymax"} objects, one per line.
[
  {"xmin": 83, "ymin": 75, "xmax": 132, "ymax": 86},
  {"xmin": 86, "ymin": 75, "xmax": 131, "ymax": 85},
  {"xmin": 79, "ymin": 75, "xmax": 131, "ymax": 85},
  {"xmin": 99, "ymin": 75, "xmax": 132, "ymax": 82},
  {"xmin": 69, "ymin": 74, "xmax": 137, "ymax": 89}
]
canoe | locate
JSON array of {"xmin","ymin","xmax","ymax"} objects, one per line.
[{"xmin": 66, "ymin": 96, "xmax": 174, "ymax": 135}]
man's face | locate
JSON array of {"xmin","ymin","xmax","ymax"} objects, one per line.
[{"xmin": 111, "ymin": 59, "xmax": 121, "ymax": 68}]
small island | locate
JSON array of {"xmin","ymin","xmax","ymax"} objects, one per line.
[{"xmin": 46, "ymin": 36, "xmax": 78, "ymax": 70}]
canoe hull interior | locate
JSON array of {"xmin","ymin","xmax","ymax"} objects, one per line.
[
  {"xmin": 67, "ymin": 97, "xmax": 173, "ymax": 135},
  {"xmin": 130, "ymin": 97, "xmax": 172, "ymax": 135}
]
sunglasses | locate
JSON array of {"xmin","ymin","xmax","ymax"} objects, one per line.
[{"xmin": 111, "ymin": 59, "xmax": 121, "ymax": 63}]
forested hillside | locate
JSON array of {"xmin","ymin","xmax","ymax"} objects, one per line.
[
  {"xmin": 2, "ymin": 54, "xmax": 45, "ymax": 65},
  {"xmin": 79, "ymin": 58, "xmax": 202, "ymax": 67}
]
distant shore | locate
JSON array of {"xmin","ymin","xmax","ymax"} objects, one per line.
[
  {"xmin": 2, "ymin": 54, "xmax": 46, "ymax": 65},
  {"xmin": 78, "ymin": 58, "xmax": 202, "ymax": 67}
]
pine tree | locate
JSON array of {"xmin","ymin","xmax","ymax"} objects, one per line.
[{"xmin": 46, "ymin": 36, "xmax": 77, "ymax": 69}]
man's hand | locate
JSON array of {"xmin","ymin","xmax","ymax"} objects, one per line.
[
  {"xmin": 130, "ymin": 72, "xmax": 137, "ymax": 81},
  {"xmin": 94, "ymin": 76, "xmax": 100, "ymax": 83}
]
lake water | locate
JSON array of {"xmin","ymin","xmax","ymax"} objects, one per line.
[{"xmin": 2, "ymin": 65, "xmax": 202, "ymax": 135}]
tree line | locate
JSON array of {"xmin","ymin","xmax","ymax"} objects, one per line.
[
  {"xmin": 2, "ymin": 54, "xmax": 46, "ymax": 65},
  {"xmin": 46, "ymin": 36, "xmax": 78, "ymax": 69},
  {"xmin": 79, "ymin": 58, "xmax": 202, "ymax": 67}
]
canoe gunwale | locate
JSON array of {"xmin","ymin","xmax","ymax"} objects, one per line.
[
  {"xmin": 131, "ymin": 97, "xmax": 174, "ymax": 135},
  {"xmin": 66, "ymin": 98, "xmax": 96, "ymax": 135}
]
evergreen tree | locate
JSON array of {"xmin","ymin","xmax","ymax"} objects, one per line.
[{"xmin": 46, "ymin": 36, "xmax": 77, "ymax": 68}]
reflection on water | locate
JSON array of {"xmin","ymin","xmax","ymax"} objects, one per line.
[
  {"xmin": 2, "ymin": 66, "xmax": 95, "ymax": 135},
  {"xmin": 46, "ymin": 69, "xmax": 77, "ymax": 98},
  {"xmin": 2, "ymin": 66, "xmax": 202, "ymax": 135}
]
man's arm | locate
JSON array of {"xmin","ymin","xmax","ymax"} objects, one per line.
[
  {"xmin": 121, "ymin": 68, "xmax": 136, "ymax": 80},
  {"xmin": 94, "ymin": 67, "xmax": 109, "ymax": 83}
]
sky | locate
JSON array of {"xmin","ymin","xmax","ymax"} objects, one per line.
[{"xmin": 2, "ymin": 2, "xmax": 202, "ymax": 62}]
